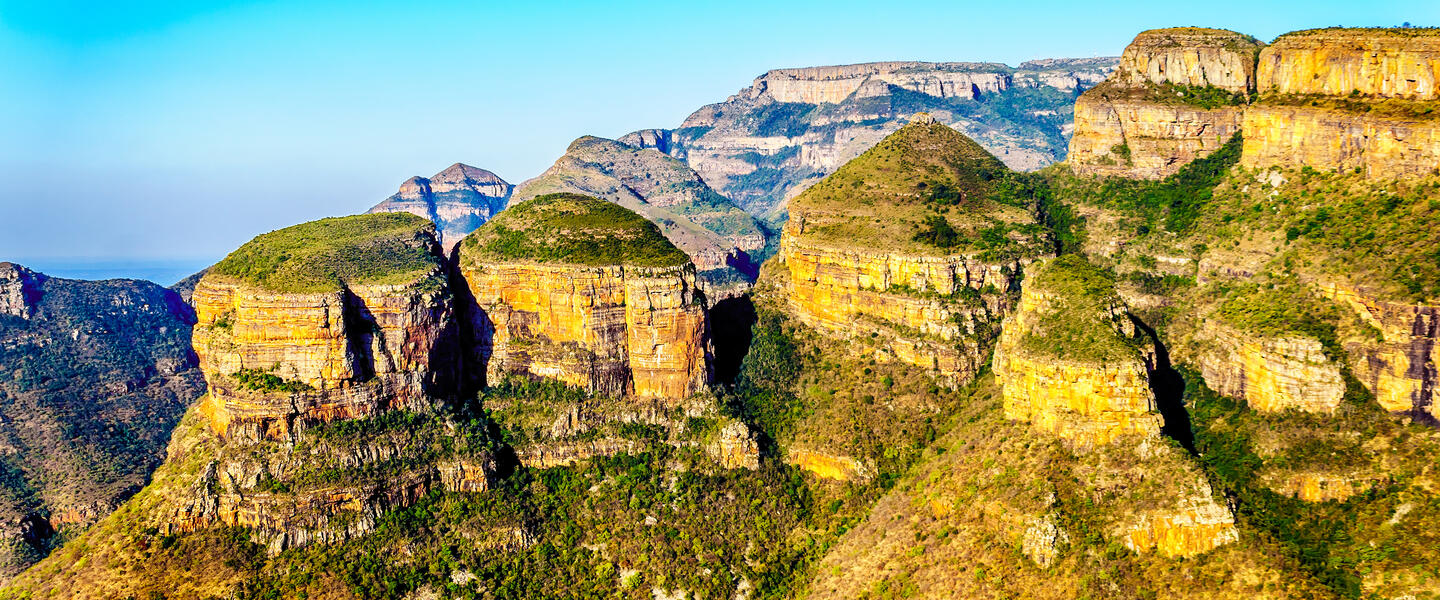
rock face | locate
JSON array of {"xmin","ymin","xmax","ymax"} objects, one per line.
[
  {"xmin": 1240, "ymin": 101, "xmax": 1440, "ymax": 179},
  {"xmin": 1116, "ymin": 28, "xmax": 1262, "ymax": 92},
  {"xmin": 774, "ymin": 119, "xmax": 1045, "ymax": 386},
  {"xmin": 630, "ymin": 58, "xmax": 1116, "ymax": 219},
  {"xmin": 993, "ymin": 259, "xmax": 1162, "ymax": 449},
  {"xmin": 0, "ymin": 264, "xmax": 204, "ymax": 580},
  {"xmin": 457, "ymin": 193, "xmax": 709, "ymax": 403},
  {"xmin": 1120, "ymin": 479, "xmax": 1241, "ymax": 557},
  {"xmin": 367, "ymin": 163, "xmax": 512, "ymax": 250},
  {"xmin": 1184, "ymin": 320, "xmax": 1345, "ymax": 413},
  {"xmin": 510, "ymin": 136, "xmax": 766, "ymax": 296},
  {"xmin": 1256, "ymin": 29, "xmax": 1440, "ymax": 99},
  {"xmin": 1069, "ymin": 28, "xmax": 1261, "ymax": 179},
  {"xmin": 1320, "ymin": 283, "xmax": 1439, "ymax": 419},
  {"xmin": 191, "ymin": 213, "xmax": 458, "ymax": 442}
]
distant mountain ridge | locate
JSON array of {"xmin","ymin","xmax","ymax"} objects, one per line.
[
  {"xmin": 509, "ymin": 135, "xmax": 766, "ymax": 296},
  {"xmin": 366, "ymin": 163, "xmax": 512, "ymax": 250},
  {"xmin": 623, "ymin": 57, "xmax": 1117, "ymax": 221}
]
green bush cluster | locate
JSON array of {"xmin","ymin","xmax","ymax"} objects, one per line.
[
  {"xmin": 210, "ymin": 212, "xmax": 439, "ymax": 293},
  {"xmin": 232, "ymin": 368, "xmax": 313, "ymax": 394}
]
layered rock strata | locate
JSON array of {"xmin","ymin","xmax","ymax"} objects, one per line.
[
  {"xmin": 1320, "ymin": 283, "xmax": 1439, "ymax": 419},
  {"xmin": 367, "ymin": 163, "xmax": 512, "ymax": 250},
  {"xmin": 1243, "ymin": 29, "xmax": 1440, "ymax": 178},
  {"xmin": 1184, "ymin": 320, "xmax": 1345, "ymax": 413},
  {"xmin": 1069, "ymin": 28, "xmax": 1261, "ymax": 179},
  {"xmin": 191, "ymin": 214, "xmax": 458, "ymax": 442},
  {"xmin": 1121, "ymin": 482, "xmax": 1241, "ymax": 557},
  {"xmin": 458, "ymin": 193, "xmax": 710, "ymax": 404},
  {"xmin": 462, "ymin": 263, "xmax": 708, "ymax": 402}
]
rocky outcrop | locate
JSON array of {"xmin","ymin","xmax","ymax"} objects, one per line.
[
  {"xmin": 1257, "ymin": 29, "xmax": 1440, "ymax": 99},
  {"xmin": 191, "ymin": 214, "xmax": 458, "ymax": 442},
  {"xmin": 367, "ymin": 163, "xmax": 512, "ymax": 250},
  {"xmin": 458, "ymin": 194, "xmax": 710, "ymax": 404},
  {"xmin": 1070, "ymin": 97, "xmax": 1245, "ymax": 179},
  {"xmin": 1320, "ymin": 282, "xmax": 1438, "ymax": 420},
  {"xmin": 1069, "ymin": 28, "xmax": 1260, "ymax": 179},
  {"xmin": 1116, "ymin": 28, "xmax": 1262, "ymax": 92},
  {"xmin": 1183, "ymin": 320, "xmax": 1345, "ymax": 413},
  {"xmin": 993, "ymin": 258, "xmax": 1163, "ymax": 449},
  {"xmin": 1262, "ymin": 470, "xmax": 1381, "ymax": 502},
  {"xmin": 510, "ymin": 136, "xmax": 766, "ymax": 296},
  {"xmin": 785, "ymin": 448, "xmax": 869, "ymax": 481},
  {"xmin": 0, "ymin": 263, "xmax": 41, "ymax": 319},
  {"xmin": 631, "ymin": 58, "xmax": 1116, "ymax": 218},
  {"xmin": 1121, "ymin": 483, "xmax": 1241, "ymax": 557}
]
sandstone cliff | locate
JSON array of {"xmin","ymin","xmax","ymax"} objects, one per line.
[
  {"xmin": 510, "ymin": 136, "xmax": 766, "ymax": 297},
  {"xmin": 1179, "ymin": 319, "xmax": 1345, "ymax": 414},
  {"xmin": 1069, "ymin": 28, "xmax": 1261, "ymax": 179},
  {"xmin": 367, "ymin": 163, "xmax": 512, "ymax": 250},
  {"xmin": 629, "ymin": 57, "xmax": 1116, "ymax": 220},
  {"xmin": 458, "ymin": 193, "xmax": 709, "ymax": 404},
  {"xmin": 993, "ymin": 256, "xmax": 1162, "ymax": 448},
  {"xmin": 192, "ymin": 213, "xmax": 459, "ymax": 442}
]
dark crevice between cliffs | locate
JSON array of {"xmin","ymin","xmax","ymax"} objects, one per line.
[
  {"xmin": 709, "ymin": 295, "xmax": 757, "ymax": 387},
  {"xmin": 1130, "ymin": 314, "xmax": 1195, "ymax": 453}
]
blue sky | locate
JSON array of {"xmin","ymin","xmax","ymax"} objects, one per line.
[{"xmin": 1, "ymin": 0, "xmax": 1434, "ymax": 273}]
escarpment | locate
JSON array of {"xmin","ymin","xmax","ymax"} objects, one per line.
[
  {"xmin": 192, "ymin": 213, "xmax": 459, "ymax": 442},
  {"xmin": 631, "ymin": 57, "xmax": 1116, "ymax": 219},
  {"xmin": 458, "ymin": 193, "xmax": 709, "ymax": 403},
  {"xmin": 773, "ymin": 117, "xmax": 1047, "ymax": 387},
  {"xmin": 1069, "ymin": 28, "xmax": 1261, "ymax": 179}
]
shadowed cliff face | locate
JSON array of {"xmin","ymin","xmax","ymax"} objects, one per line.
[{"xmin": 0, "ymin": 262, "xmax": 205, "ymax": 581}]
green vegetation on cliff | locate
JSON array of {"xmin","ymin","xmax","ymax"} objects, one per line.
[
  {"xmin": 460, "ymin": 193, "xmax": 690, "ymax": 268},
  {"xmin": 1018, "ymin": 255, "xmax": 1141, "ymax": 363},
  {"xmin": 210, "ymin": 212, "xmax": 441, "ymax": 293}
]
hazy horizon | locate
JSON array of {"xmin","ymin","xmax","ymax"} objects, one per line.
[{"xmin": 2, "ymin": 0, "xmax": 1435, "ymax": 280}]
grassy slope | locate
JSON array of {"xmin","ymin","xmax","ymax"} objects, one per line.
[
  {"xmin": 208, "ymin": 212, "xmax": 441, "ymax": 293},
  {"xmin": 459, "ymin": 193, "xmax": 690, "ymax": 269},
  {"xmin": 786, "ymin": 120, "xmax": 1045, "ymax": 257},
  {"xmin": 808, "ymin": 375, "xmax": 1336, "ymax": 600}
]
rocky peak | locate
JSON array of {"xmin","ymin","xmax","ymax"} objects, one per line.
[
  {"xmin": 368, "ymin": 163, "xmax": 513, "ymax": 251},
  {"xmin": 0, "ymin": 262, "xmax": 42, "ymax": 319},
  {"xmin": 191, "ymin": 212, "xmax": 457, "ymax": 442}
]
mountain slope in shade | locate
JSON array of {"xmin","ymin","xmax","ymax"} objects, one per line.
[
  {"xmin": 367, "ymin": 163, "xmax": 513, "ymax": 250},
  {"xmin": 0, "ymin": 263, "xmax": 204, "ymax": 582},
  {"xmin": 509, "ymin": 135, "xmax": 767, "ymax": 296},
  {"xmin": 624, "ymin": 57, "xmax": 1117, "ymax": 222}
]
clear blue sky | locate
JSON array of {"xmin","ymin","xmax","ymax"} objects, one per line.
[{"xmin": 1, "ymin": 0, "xmax": 1433, "ymax": 271}]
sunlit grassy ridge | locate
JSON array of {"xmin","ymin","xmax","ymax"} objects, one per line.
[
  {"xmin": 460, "ymin": 193, "xmax": 690, "ymax": 268},
  {"xmin": 786, "ymin": 119, "xmax": 1044, "ymax": 257},
  {"xmin": 209, "ymin": 212, "xmax": 441, "ymax": 293}
]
